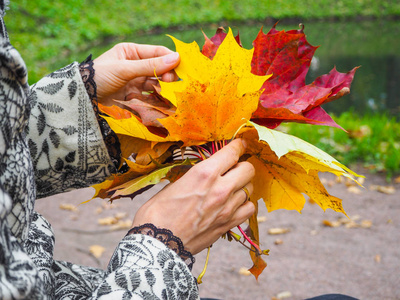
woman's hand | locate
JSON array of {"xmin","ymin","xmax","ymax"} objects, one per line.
[
  {"xmin": 93, "ymin": 43, "xmax": 180, "ymax": 106},
  {"xmin": 132, "ymin": 139, "xmax": 256, "ymax": 255}
]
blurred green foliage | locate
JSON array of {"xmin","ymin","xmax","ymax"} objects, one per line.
[
  {"xmin": 282, "ymin": 112, "xmax": 400, "ymax": 177},
  {"xmin": 5, "ymin": 0, "xmax": 400, "ymax": 83},
  {"xmin": 4, "ymin": 1, "xmax": 400, "ymax": 176}
]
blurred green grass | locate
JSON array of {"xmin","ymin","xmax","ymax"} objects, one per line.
[
  {"xmin": 5, "ymin": 0, "xmax": 400, "ymax": 176},
  {"xmin": 6, "ymin": 0, "xmax": 400, "ymax": 83},
  {"xmin": 281, "ymin": 112, "xmax": 400, "ymax": 177}
]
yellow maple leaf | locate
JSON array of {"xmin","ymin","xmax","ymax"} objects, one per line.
[
  {"xmin": 239, "ymin": 121, "xmax": 363, "ymax": 214},
  {"xmin": 158, "ymin": 28, "xmax": 271, "ymax": 145}
]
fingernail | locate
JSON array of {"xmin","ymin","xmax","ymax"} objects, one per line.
[{"xmin": 162, "ymin": 52, "xmax": 179, "ymax": 64}]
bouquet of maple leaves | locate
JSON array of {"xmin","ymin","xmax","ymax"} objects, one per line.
[{"xmin": 91, "ymin": 24, "xmax": 362, "ymax": 279}]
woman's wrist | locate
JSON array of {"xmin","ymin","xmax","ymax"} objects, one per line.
[{"xmin": 126, "ymin": 223, "xmax": 195, "ymax": 270}]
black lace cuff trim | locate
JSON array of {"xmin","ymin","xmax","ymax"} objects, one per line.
[
  {"xmin": 126, "ymin": 223, "xmax": 195, "ymax": 270},
  {"xmin": 79, "ymin": 55, "xmax": 121, "ymax": 171}
]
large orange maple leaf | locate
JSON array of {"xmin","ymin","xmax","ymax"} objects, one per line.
[{"xmin": 158, "ymin": 29, "xmax": 270, "ymax": 145}]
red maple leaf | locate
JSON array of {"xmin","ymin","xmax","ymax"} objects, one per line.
[
  {"xmin": 202, "ymin": 27, "xmax": 242, "ymax": 60},
  {"xmin": 201, "ymin": 24, "xmax": 358, "ymax": 130}
]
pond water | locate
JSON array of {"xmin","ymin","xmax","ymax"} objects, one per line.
[{"xmin": 100, "ymin": 19, "xmax": 400, "ymax": 118}]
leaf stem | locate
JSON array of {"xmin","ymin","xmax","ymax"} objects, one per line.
[
  {"xmin": 237, "ymin": 225, "xmax": 262, "ymax": 255},
  {"xmin": 197, "ymin": 246, "xmax": 211, "ymax": 284},
  {"xmin": 196, "ymin": 145, "xmax": 212, "ymax": 157}
]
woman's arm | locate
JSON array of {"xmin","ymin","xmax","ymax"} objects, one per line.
[{"xmin": 27, "ymin": 61, "xmax": 116, "ymax": 198}]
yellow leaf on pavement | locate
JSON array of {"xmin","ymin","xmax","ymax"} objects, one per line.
[{"xmin": 89, "ymin": 245, "xmax": 105, "ymax": 259}]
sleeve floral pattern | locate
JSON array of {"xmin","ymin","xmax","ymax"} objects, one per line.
[
  {"xmin": 90, "ymin": 234, "xmax": 199, "ymax": 299},
  {"xmin": 27, "ymin": 62, "xmax": 116, "ymax": 198}
]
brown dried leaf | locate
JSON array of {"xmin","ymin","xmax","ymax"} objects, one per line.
[
  {"xmin": 345, "ymin": 221, "xmax": 359, "ymax": 228},
  {"xmin": 274, "ymin": 239, "xmax": 284, "ymax": 245},
  {"xmin": 238, "ymin": 267, "xmax": 252, "ymax": 276},
  {"xmin": 335, "ymin": 176, "xmax": 344, "ymax": 184},
  {"xmin": 360, "ymin": 220, "xmax": 373, "ymax": 228},
  {"xmin": 114, "ymin": 212, "xmax": 128, "ymax": 220},
  {"xmin": 322, "ymin": 220, "xmax": 341, "ymax": 227},
  {"xmin": 395, "ymin": 176, "xmax": 400, "ymax": 184},
  {"xmin": 59, "ymin": 203, "xmax": 78, "ymax": 212},
  {"xmin": 268, "ymin": 228, "xmax": 290, "ymax": 235},
  {"xmin": 357, "ymin": 177, "xmax": 365, "ymax": 185},
  {"xmin": 89, "ymin": 245, "xmax": 105, "ymax": 259},
  {"xmin": 257, "ymin": 216, "xmax": 267, "ymax": 223},
  {"xmin": 370, "ymin": 185, "xmax": 396, "ymax": 194},
  {"xmin": 111, "ymin": 220, "xmax": 132, "ymax": 231},
  {"xmin": 276, "ymin": 291, "xmax": 293, "ymax": 299},
  {"xmin": 374, "ymin": 254, "xmax": 381, "ymax": 263},
  {"xmin": 98, "ymin": 217, "xmax": 118, "ymax": 225}
]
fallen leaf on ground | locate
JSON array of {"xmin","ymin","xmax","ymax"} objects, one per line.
[
  {"xmin": 335, "ymin": 176, "xmax": 344, "ymax": 184},
  {"xmin": 89, "ymin": 245, "xmax": 105, "ymax": 259},
  {"xmin": 347, "ymin": 186, "xmax": 362, "ymax": 194},
  {"xmin": 345, "ymin": 221, "xmax": 359, "ymax": 228},
  {"xmin": 98, "ymin": 217, "xmax": 118, "ymax": 225},
  {"xmin": 101, "ymin": 201, "xmax": 119, "ymax": 210},
  {"xmin": 360, "ymin": 220, "xmax": 373, "ymax": 228},
  {"xmin": 257, "ymin": 216, "xmax": 267, "ymax": 223},
  {"xmin": 357, "ymin": 177, "xmax": 365, "ymax": 185},
  {"xmin": 322, "ymin": 220, "xmax": 341, "ymax": 227},
  {"xmin": 238, "ymin": 267, "xmax": 252, "ymax": 276},
  {"xmin": 274, "ymin": 239, "xmax": 284, "ymax": 245},
  {"xmin": 59, "ymin": 203, "xmax": 78, "ymax": 212},
  {"xmin": 268, "ymin": 228, "xmax": 290, "ymax": 235},
  {"xmin": 323, "ymin": 215, "xmax": 372, "ymax": 229},
  {"xmin": 374, "ymin": 254, "xmax": 381, "ymax": 263},
  {"xmin": 275, "ymin": 291, "xmax": 293, "ymax": 299},
  {"xmin": 370, "ymin": 185, "xmax": 396, "ymax": 194},
  {"xmin": 111, "ymin": 220, "xmax": 132, "ymax": 231},
  {"xmin": 114, "ymin": 212, "xmax": 128, "ymax": 220}
]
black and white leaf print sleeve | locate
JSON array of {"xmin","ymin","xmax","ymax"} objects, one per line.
[
  {"xmin": 27, "ymin": 62, "xmax": 116, "ymax": 198},
  {"xmin": 90, "ymin": 234, "xmax": 200, "ymax": 300}
]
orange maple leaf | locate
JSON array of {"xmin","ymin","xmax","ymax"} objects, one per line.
[{"xmin": 158, "ymin": 29, "xmax": 270, "ymax": 145}]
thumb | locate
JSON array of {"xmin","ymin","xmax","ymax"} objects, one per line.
[{"xmin": 124, "ymin": 52, "xmax": 180, "ymax": 79}]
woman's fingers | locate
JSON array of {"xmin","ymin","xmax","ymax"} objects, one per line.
[
  {"xmin": 121, "ymin": 53, "xmax": 180, "ymax": 79},
  {"xmin": 202, "ymin": 139, "xmax": 247, "ymax": 175},
  {"xmin": 117, "ymin": 43, "xmax": 174, "ymax": 60},
  {"xmin": 225, "ymin": 201, "xmax": 256, "ymax": 231},
  {"xmin": 220, "ymin": 160, "xmax": 255, "ymax": 191}
]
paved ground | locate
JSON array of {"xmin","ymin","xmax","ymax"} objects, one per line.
[{"xmin": 35, "ymin": 167, "xmax": 400, "ymax": 300}]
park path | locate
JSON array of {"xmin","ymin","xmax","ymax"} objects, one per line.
[{"xmin": 35, "ymin": 168, "xmax": 400, "ymax": 300}]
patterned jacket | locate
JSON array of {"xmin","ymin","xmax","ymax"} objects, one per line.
[{"xmin": 0, "ymin": 1, "xmax": 199, "ymax": 299}]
